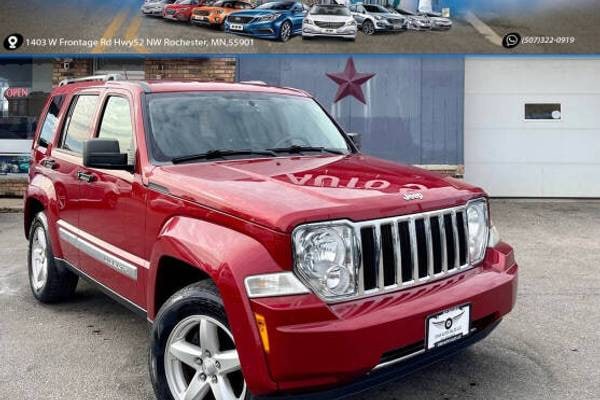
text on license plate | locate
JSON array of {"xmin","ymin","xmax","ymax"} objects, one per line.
[
  {"xmin": 230, "ymin": 23, "xmax": 244, "ymax": 31},
  {"xmin": 426, "ymin": 304, "xmax": 470, "ymax": 350}
]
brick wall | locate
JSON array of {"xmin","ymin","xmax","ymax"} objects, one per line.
[
  {"xmin": 0, "ymin": 176, "xmax": 28, "ymax": 198},
  {"xmin": 144, "ymin": 58, "xmax": 237, "ymax": 82},
  {"xmin": 52, "ymin": 59, "xmax": 94, "ymax": 86}
]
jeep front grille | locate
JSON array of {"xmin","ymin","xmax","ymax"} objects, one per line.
[{"xmin": 355, "ymin": 206, "xmax": 469, "ymax": 297}]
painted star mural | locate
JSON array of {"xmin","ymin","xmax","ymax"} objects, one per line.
[{"xmin": 326, "ymin": 58, "xmax": 376, "ymax": 104}]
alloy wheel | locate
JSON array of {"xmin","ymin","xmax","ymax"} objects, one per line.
[
  {"xmin": 164, "ymin": 315, "xmax": 246, "ymax": 400},
  {"xmin": 280, "ymin": 21, "xmax": 291, "ymax": 41},
  {"xmin": 363, "ymin": 21, "xmax": 374, "ymax": 35},
  {"xmin": 30, "ymin": 227, "xmax": 48, "ymax": 292}
]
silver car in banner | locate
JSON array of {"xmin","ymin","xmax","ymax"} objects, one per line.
[
  {"xmin": 393, "ymin": 8, "xmax": 432, "ymax": 31},
  {"xmin": 421, "ymin": 11, "xmax": 453, "ymax": 30},
  {"xmin": 141, "ymin": 0, "xmax": 177, "ymax": 16},
  {"xmin": 349, "ymin": 4, "xmax": 407, "ymax": 35},
  {"xmin": 302, "ymin": 4, "xmax": 357, "ymax": 40}
]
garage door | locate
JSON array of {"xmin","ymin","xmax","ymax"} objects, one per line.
[{"xmin": 464, "ymin": 58, "xmax": 600, "ymax": 197}]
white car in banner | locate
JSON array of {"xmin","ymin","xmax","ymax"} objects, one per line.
[{"xmin": 302, "ymin": 4, "xmax": 357, "ymax": 41}]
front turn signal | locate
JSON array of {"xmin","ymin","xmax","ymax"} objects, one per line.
[{"xmin": 255, "ymin": 313, "xmax": 270, "ymax": 354}]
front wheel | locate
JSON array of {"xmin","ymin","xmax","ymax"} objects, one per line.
[
  {"xmin": 362, "ymin": 20, "xmax": 375, "ymax": 35},
  {"xmin": 279, "ymin": 20, "xmax": 292, "ymax": 42},
  {"xmin": 28, "ymin": 212, "xmax": 78, "ymax": 303},
  {"xmin": 150, "ymin": 281, "xmax": 249, "ymax": 400}
]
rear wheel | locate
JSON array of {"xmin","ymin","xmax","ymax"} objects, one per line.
[
  {"xmin": 28, "ymin": 212, "xmax": 78, "ymax": 303},
  {"xmin": 150, "ymin": 281, "xmax": 249, "ymax": 400},
  {"xmin": 279, "ymin": 21, "xmax": 292, "ymax": 42},
  {"xmin": 362, "ymin": 20, "xmax": 375, "ymax": 35}
]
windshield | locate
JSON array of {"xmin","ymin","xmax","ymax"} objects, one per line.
[
  {"xmin": 311, "ymin": 6, "xmax": 350, "ymax": 16},
  {"xmin": 257, "ymin": 2, "xmax": 294, "ymax": 10},
  {"xmin": 146, "ymin": 92, "xmax": 351, "ymax": 162},
  {"xmin": 364, "ymin": 4, "xmax": 388, "ymax": 13}
]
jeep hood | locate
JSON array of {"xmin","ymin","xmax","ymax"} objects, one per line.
[{"xmin": 148, "ymin": 154, "xmax": 484, "ymax": 233}]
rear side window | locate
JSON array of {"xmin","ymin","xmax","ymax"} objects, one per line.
[
  {"xmin": 38, "ymin": 95, "xmax": 64, "ymax": 147},
  {"xmin": 61, "ymin": 95, "xmax": 99, "ymax": 154},
  {"xmin": 97, "ymin": 96, "xmax": 135, "ymax": 164}
]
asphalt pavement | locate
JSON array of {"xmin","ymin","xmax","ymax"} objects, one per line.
[
  {"xmin": 1, "ymin": 200, "xmax": 599, "ymax": 399},
  {"xmin": 0, "ymin": 0, "xmax": 597, "ymax": 54}
]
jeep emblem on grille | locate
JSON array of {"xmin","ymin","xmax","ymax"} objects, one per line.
[{"xmin": 403, "ymin": 192, "xmax": 424, "ymax": 201}]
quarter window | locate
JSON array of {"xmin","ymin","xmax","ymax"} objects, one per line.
[
  {"xmin": 97, "ymin": 96, "xmax": 135, "ymax": 164},
  {"xmin": 38, "ymin": 95, "xmax": 64, "ymax": 147},
  {"xmin": 525, "ymin": 103, "xmax": 562, "ymax": 120},
  {"xmin": 61, "ymin": 95, "xmax": 99, "ymax": 154}
]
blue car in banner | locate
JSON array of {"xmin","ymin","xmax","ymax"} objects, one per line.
[{"xmin": 224, "ymin": 1, "xmax": 308, "ymax": 41}]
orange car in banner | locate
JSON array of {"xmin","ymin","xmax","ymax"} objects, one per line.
[{"xmin": 191, "ymin": 0, "xmax": 254, "ymax": 29}]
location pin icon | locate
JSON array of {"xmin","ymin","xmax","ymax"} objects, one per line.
[
  {"xmin": 8, "ymin": 36, "xmax": 18, "ymax": 49},
  {"xmin": 4, "ymin": 33, "xmax": 23, "ymax": 51}
]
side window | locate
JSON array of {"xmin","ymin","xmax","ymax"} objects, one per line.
[
  {"xmin": 350, "ymin": 5, "xmax": 356, "ymax": 12},
  {"xmin": 38, "ymin": 95, "xmax": 64, "ymax": 147},
  {"xmin": 61, "ymin": 95, "xmax": 99, "ymax": 154},
  {"xmin": 97, "ymin": 96, "xmax": 135, "ymax": 165}
]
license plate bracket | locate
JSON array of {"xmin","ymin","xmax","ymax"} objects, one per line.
[{"xmin": 426, "ymin": 304, "xmax": 471, "ymax": 350}]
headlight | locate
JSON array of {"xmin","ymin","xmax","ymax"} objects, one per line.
[
  {"xmin": 466, "ymin": 199, "xmax": 490, "ymax": 265},
  {"xmin": 304, "ymin": 18, "xmax": 313, "ymax": 25},
  {"xmin": 216, "ymin": 9, "xmax": 224, "ymax": 14},
  {"xmin": 345, "ymin": 19, "xmax": 356, "ymax": 26},
  {"xmin": 257, "ymin": 13, "xmax": 278, "ymax": 22},
  {"xmin": 375, "ymin": 15, "xmax": 383, "ymax": 20},
  {"xmin": 293, "ymin": 224, "xmax": 358, "ymax": 301}
]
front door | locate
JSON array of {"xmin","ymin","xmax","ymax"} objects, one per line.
[
  {"xmin": 76, "ymin": 91, "xmax": 147, "ymax": 307},
  {"xmin": 51, "ymin": 92, "xmax": 101, "ymax": 266}
]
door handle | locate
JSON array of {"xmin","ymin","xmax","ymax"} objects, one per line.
[
  {"xmin": 41, "ymin": 158, "xmax": 57, "ymax": 169},
  {"xmin": 77, "ymin": 171, "xmax": 95, "ymax": 183}
]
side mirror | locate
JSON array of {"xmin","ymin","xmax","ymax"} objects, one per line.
[
  {"xmin": 347, "ymin": 132, "xmax": 361, "ymax": 150},
  {"xmin": 83, "ymin": 139, "xmax": 130, "ymax": 170}
]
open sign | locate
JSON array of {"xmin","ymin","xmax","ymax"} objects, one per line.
[{"xmin": 3, "ymin": 87, "xmax": 30, "ymax": 99}]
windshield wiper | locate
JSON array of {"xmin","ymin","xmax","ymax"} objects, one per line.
[
  {"xmin": 171, "ymin": 149, "xmax": 277, "ymax": 164},
  {"xmin": 266, "ymin": 145, "xmax": 346, "ymax": 155}
]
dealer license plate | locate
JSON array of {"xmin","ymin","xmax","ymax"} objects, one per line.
[
  {"xmin": 426, "ymin": 304, "xmax": 470, "ymax": 350},
  {"xmin": 230, "ymin": 23, "xmax": 244, "ymax": 31},
  {"xmin": 194, "ymin": 16, "xmax": 207, "ymax": 21}
]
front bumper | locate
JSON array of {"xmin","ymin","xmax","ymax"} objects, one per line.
[
  {"xmin": 248, "ymin": 242, "xmax": 518, "ymax": 395},
  {"xmin": 225, "ymin": 20, "xmax": 281, "ymax": 39},
  {"xmin": 141, "ymin": 6, "xmax": 163, "ymax": 16},
  {"xmin": 374, "ymin": 21, "xmax": 405, "ymax": 32},
  {"xmin": 302, "ymin": 24, "xmax": 357, "ymax": 39}
]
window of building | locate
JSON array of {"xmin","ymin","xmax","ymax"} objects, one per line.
[
  {"xmin": 38, "ymin": 95, "xmax": 64, "ymax": 147},
  {"xmin": 525, "ymin": 103, "xmax": 562, "ymax": 120},
  {"xmin": 61, "ymin": 95, "xmax": 99, "ymax": 154},
  {"xmin": 97, "ymin": 96, "xmax": 135, "ymax": 164}
]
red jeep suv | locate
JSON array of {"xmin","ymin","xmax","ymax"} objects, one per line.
[{"xmin": 24, "ymin": 75, "xmax": 518, "ymax": 400}]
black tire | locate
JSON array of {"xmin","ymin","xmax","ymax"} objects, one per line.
[
  {"xmin": 28, "ymin": 212, "xmax": 78, "ymax": 303},
  {"xmin": 279, "ymin": 20, "xmax": 292, "ymax": 42},
  {"xmin": 362, "ymin": 20, "xmax": 375, "ymax": 35},
  {"xmin": 149, "ymin": 280, "xmax": 252, "ymax": 400}
]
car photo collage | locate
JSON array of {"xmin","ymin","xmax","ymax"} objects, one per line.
[{"xmin": 141, "ymin": 0, "xmax": 452, "ymax": 42}]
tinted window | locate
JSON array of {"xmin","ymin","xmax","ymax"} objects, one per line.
[
  {"xmin": 258, "ymin": 2, "xmax": 294, "ymax": 10},
  {"xmin": 61, "ymin": 95, "xmax": 99, "ymax": 154},
  {"xmin": 38, "ymin": 95, "xmax": 64, "ymax": 146},
  {"xmin": 364, "ymin": 5, "xmax": 387, "ymax": 12},
  {"xmin": 525, "ymin": 103, "xmax": 562, "ymax": 120},
  {"xmin": 97, "ymin": 97, "xmax": 135, "ymax": 164},
  {"xmin": 146, "ymin": 92, "xmax": 351, "ymax": 162}
]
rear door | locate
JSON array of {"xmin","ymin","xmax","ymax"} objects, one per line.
[
  {"xmin": 50, "ymin": 91, "xmax": 102, "ymax": 265},
  {"xmin": 76, "ymin": 90, "xmax": 147, "ymax": 307}
]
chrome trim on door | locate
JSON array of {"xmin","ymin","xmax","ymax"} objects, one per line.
[{"xmin": 57, "ymin": 220, "xmax": 138, "ymax": 280}]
